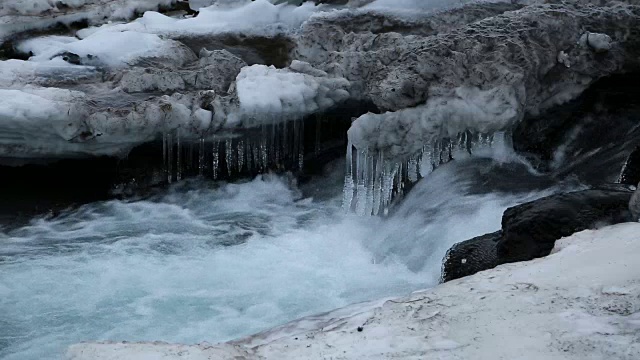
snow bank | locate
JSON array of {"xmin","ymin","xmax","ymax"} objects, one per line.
[
  {"xmin": 235, "ymin": 62, "xmax": 350, "ymax": 124},
  {"xmin": 0, "ymin": 0, "xmax": 177, "ymax": 43},
  {"xmin": 78, "ymin": 0, "xmax": 318, "ymax": 39},
  {"xmin": 66, "ymin": 222, "xmax": 640, "ymax": 359},
  {"xmin": 18, "ymin": 31, "xmax": 194, "ymax": 68}
]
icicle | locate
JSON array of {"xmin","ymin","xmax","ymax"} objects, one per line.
[
  {"xmin": 238, "ymin": 140, "xmax": 245, "ymax": 172},
  {"xmin": 198, "ymin": 138, "xmax": 205, "ymax": 176},
  {"xmin": 167, "ymin": 132, "xmax": 173, "ymax": 184},
  {"xmin": 355, "ymin": 149, "xmax": 368, "ymax": 216},
  {"xmin": 162, "ymin": 132, "xmax": 168, "ymax": 179},
  {"xmin": 364, "ymin": 153, "xmax": 375, "ymax": 216},
  {"xmin": 315, "ymin": 114, "xmax": 322, "ymax": 155},
  {"xmin": 225, "ymin": 139, "xmax": 233, "ymax": 176},
  {"xmin": 252, "ymin": 140, "xmax": 259, "ymax": 173},
  {"xmin": 282, "ymin": 119, "xmax": 288, "ymax": 167},
  {"xmin": 407, "ymin": 155, "xmax": 419, "ymax": 183},
  {"xmin": 394, "ymin": 162, "xmax": 404, "ymax": 199},
  {"xmin": 212, "ymin": 140, "xmax": 220, "ymax": 180},
  {"xmin": 298, "ymin": 119, "xmax": 305, "ymax": 171},
  {"xmin": 382, "ymin": 163, "xmax": 399, "ymax": 215},
  {"xmin": 342, "ymin": 140, "xmax": 355, "ymax": 212},
  {"xmin": 274, "ymin": 122, "xmax": 281, "ymax": 169},
  {"xmin": 176, "ymin": 129, "xmax": 182, "ymax": 181},
  {"xmin": 372, "ymin": 151, "xmax": 383, "ymax": 216}
]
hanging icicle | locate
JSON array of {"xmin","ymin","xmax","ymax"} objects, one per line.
[
  {"xmin": 176, "ymin": 128, "xmax": 182, "ymax": 182},
  {"xmin": 212, "ymin": 140, "xmax": 220, "ymax": 180},
  {"xmin": 198, "ymin": 138, "xmax": 205, "ymax": 176},
  {"xmin": 344, "ymin": 129, "xmax": 504, "ymax": 216},
  {"xmin": 166, "ymin": 132, "xmax": 173, "ymax": 184}
]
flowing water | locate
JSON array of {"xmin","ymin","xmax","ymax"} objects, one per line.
[{"xmin": 0, "ymin": 145, "xmax": 578, "ymax": 360}]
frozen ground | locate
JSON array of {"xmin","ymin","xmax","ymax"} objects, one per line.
[{"xmin": 66, "ymin": 222, "xmax": 640, "ymax": 359}]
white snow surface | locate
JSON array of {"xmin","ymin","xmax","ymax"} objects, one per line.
[
  {"xmin": 67, "ymin": 222, "xmax": 640, "ymax": 359},
  {"xmin": 18, "ymin": 31, "xmax": 193, "ymax": 68},
  {"xmin": 235, "ymin": 62, "xmax": 350, "ymax": 125},
  {"xmin": 78, "ymin": 0, "xmax": 318, "ymax": 38}
]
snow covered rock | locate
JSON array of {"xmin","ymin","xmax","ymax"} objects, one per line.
[
  {"xmin": 66, "ymin": 222, "xmax": 640, "ymax": 359},
  {"xmin": 319, "ymin": 2, "xmax": 640, "ymax": 161},
  {"xmin": 581, "ymin": 32, "xmax": 614, "ymax": 53},
  {"xmin": 0, "ymin": 0, "xmax": 180, "ymax": 46}
]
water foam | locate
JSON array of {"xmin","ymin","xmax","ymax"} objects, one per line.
[{"xmin": 0, "ymin": 147, "xmax": 568, "ymax": 360}]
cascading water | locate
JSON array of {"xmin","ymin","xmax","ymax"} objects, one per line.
[
  {"xmin": 0, "ymin": 142, "xmax": 570, "ymax": 360},
  {"xmin": 343, "ymin": 131, "xmax": 502, "ymax": 216}
]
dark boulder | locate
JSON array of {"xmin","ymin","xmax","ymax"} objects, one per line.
[
  {"xmin": 441, "ymin": 231, "xmax": 501, "ymax": 283},
  {"xmin": 619, "ymin": 146, "xmax": 640, "ymax": 186},
  {"xmin": 497, "ymin": 189, "xmax": 632, "ymax": 263},
  {"xmin": 441, "ymin": 189, "xmax": 633, "ymax": 282}
]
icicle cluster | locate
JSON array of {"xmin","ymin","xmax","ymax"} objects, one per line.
[
  {"xmin": 162, "ymin": 119, "xmax": 306, "ymax": 182},
  {"xmin": 343, "ymin": 131, "xmax": 497, "ymax": 216}
]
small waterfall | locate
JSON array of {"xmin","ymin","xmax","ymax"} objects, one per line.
[{"xmin": 343, "ymin": 131, "xmax": 502, "ymax": 216}]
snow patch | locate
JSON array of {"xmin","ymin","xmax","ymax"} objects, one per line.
[{"xmin": 235, "ymin": 62, "xmax": 350, "ymax": 124}]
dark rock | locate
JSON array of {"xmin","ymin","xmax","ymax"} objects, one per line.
[
  {"xmin": 618, "ymin": 146, "xmax": 640, "ymax": 186},
  {"xmin": 441, "ymin": 231, "xmax": 501, "ymax": 283},
  {"xmin": 441, "ymin": 189, "xmax": 633, "ymax": 282},
  {"xmin": 497, "ymin": 190, "xmax": 632, "ymax": 263},
  {"xmin": 512, "ymin": 73, "xmax": 640, "ymax": 183}
]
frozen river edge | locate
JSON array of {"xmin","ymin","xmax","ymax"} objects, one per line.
[{"xmin": 67, "ymin": 222, "xmax": 640, "ymax": 360}]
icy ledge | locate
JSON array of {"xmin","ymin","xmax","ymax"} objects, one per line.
[{"xmin": 67, "ymin": 222, "xmax": 640, "ymax": 359}]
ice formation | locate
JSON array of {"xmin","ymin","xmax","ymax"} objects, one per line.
[
  {"xmin": 160, "ymin": 117, "xmax": 307, "ymax": 182},
  {"xmin": 342, "ymin": 130, "xmax": 501, "ymax": 216}
]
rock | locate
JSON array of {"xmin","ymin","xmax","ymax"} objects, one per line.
[
  {"xmin": 497, "ymin": 190, "xmax": 632, "ymax": 263},
  {"xmin": 321, "ymin": 1, "xmax": 640, "ymax": 161},
  {"xmin": 580, "ymin": 32, "xmax": 613, "ymax": 53},
  {"xmin": 630, "ymin": 183, "xmax": 640, "ymax": 221},
  {"xmin": 442, "ymin": 189, "xmax": 633, "ymax": 282},
  {"xmin": 619, "ymin": 146, "xmax": 640, "ymax": 186},
  {"xmin": 441, "ymin": 231, "xmax": 501, "ymax": 283}
]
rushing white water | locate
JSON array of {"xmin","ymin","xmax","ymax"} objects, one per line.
[{"xmin": 0, "ymin": 145, "xmax": 573, "ymax": 360}]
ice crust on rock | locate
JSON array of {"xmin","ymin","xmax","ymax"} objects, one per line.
[
  {"xmin": 299, "ymin": 1, "xmax": 640, "ymax": 158},
  {"xmin": 0, "ymin": 0, "xmax": 178, "ymax": 44},
  {"xmin": 1, "ymin": 0, "xmax": 639, "ymax": 170}
]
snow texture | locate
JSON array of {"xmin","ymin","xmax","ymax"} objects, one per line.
[
  {"xmin": 297, "ymin": 1, "xmax": 640, "ymax": 161},
  {"xmin": 235, "ymin": 62, "xmax": 350, "ymax": 124},
  {"xmin": 1, "ymin": 0, "xmax": 639, "ymax": 162},
  {"xmin": 19, "ymin": 31, "xmax": 195, "ymax": 68},
  {"xmin": 0, "ymin": 0, "xmax": 177, "ymax": 43},
  {"xmin": 76, "ymin": 0, "xmax": 318, "ymax": 38},
  {"xmin": 66, "ymin": 222, "xmax": 640, "ymax": 359}
]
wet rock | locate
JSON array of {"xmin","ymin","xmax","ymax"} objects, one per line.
[
  {"xmin": 619, "ymin": 146, "xmax": 640, "ymax": 186},
  {"xmin": 441, "ymin": 231, "xmax": 501, "ymax": 283},
  {"xmin": 442, "ymin": 189, "xmax": 633, "ymax": 282},
  {"xmin": 630, "ymin": 184, "xmax": 640, "ymax": 221},
  {"xmin": 497, "ymin": 190, "xmax": 632, "ymax": 263}
]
